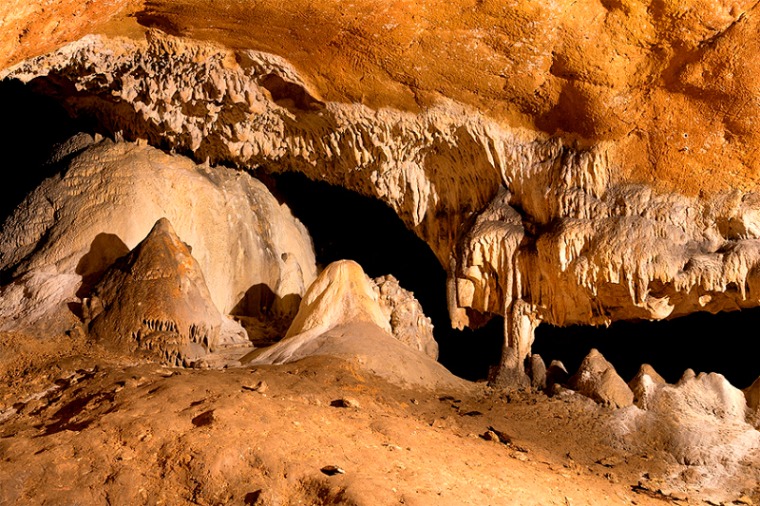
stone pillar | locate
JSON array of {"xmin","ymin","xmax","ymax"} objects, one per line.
[{"xmin": 489, "ymin": 299, "xmax": 538, "ymax": 388}]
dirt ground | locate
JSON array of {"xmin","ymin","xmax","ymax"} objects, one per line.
[{"xmin": 2, "ymin": 329, "xmax": 757, "ymax": 506}]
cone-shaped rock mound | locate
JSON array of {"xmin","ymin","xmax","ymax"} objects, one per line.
[
  {"xmin": 85, "ymin": 218, "xmax": 224, "ymax": 366},
  {"xmin": 247, "ymin": 260, "xmax": 465, "ymax": 390}
]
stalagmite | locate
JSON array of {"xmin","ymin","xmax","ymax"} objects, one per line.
[
  {"xmin": 85, "ymin": 218, "xmax": 242, "ymax": 366},
  {"xmin": 7, "ymin": 33, "xmax": 760, "ymax": 385}
]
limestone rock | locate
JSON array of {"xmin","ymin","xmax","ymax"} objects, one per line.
[
  {"xmin": 9, "ymin": 33, "xmax": 760, "ymax": 385},
  {"xmin": 744, "ymin": 376, "xmax": 760, "ymax": 412},
  {"xmin": 488, "ymin": 346, "xmax": 530, "ymax": 390},
  {"xmin": 529, "ymin": 354, "xmax": 547, "ymax": 391},
  {"xmin": 613, "ymin": 372, "xmax": 759, "ymax": 500},
  {"xmin": 546, "ymin": 360, "xmax": 569, "ymax": 390},
  {"xmin": 569, "ymin": 349, "xmax": 634, "ymax": 409},
  {"xmin": 85, "ymin": 218, "xmax": 229, "ymax": 366},
  {"xmin": 246, "ymin": 260, "xmax": 462, "ymax": 391},
  {"xmin": 4, "ymin": 1, "xmax": 760, "ymax": 202},
  {"xmin": 373, "ymin": 274, "xmax": 437, "ymax": 360},
  {"xmin": 284, "ymin": 260, "xmax": 391, "ymax": 343},
  {"xmin": 628, "ymin": 364, "xmax": 667, "ymax": 410},
  {"xmin": 0, "ymin": 139, "xmax": 316, "ymax": 331},
  {"xmin": 678, "ymin": 369, "xmax": 697, "ymax": 385}
]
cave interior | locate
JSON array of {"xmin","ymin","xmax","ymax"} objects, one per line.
[{"xmin": 1, "ymin": 81, "xmax": 758, "ymax": 387}]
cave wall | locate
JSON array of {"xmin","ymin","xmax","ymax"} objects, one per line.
[{"xmin": 4, "ymin": 31, "xmax": 760, "ymax": 376}]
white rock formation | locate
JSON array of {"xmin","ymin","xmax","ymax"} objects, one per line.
[
  {"xmin": 568, "ymin": 349, "xmax": 634, "ymax": 409},
  {"xmin": 614, "ymin": 372, "xmax": 760, "ymax": 502},
  {"xmin": 246, "ymin": 260, "xmax": 460, "ymax": 390},
  {"xmin": 628, "ymin": 364, "xmax": 667, "ymax": 410},
  {"xmin": 0, "ymin": 138, "xmax": 317, "ymax": 331},
  {"xmin": 746, "ymin": 376, "xmax": 760, "ymax": 412},
  {"xmin": 6, "ymin": 32, "xmax": 760, "ymax": 381},
  {"xmin": 373, "ymin": 274, "xmax": 438, "ymax": 360}
]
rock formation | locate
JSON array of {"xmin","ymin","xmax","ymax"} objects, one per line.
[
  {"xmin": 5, "ymin": 30, "xmax": 760, "ymax": 383},
  {"xmin": 744, "ymin": 378, "xmax": 760, "ymax": 428},
  {"xmin": 614, "ymin": 372, "xmax": 760, "ymax": 502},
  {"xmin": 529, "ymin": 354, "xmax": 547, "ymax": 391},
  {"xmin": 569, "ymin": 349, "xmax": 634, "ymax": 409},
  {"xmin": 628, "ymin": 364, "xmax": 667, "ymax": 410},
  {"xmin": 545, "ymin": 360, "xmax": 570, "ymax": 392},
  {"xmin": 373, "ymin": 274, "xmax": 438, "ymax": 360},
  {"xmin": 0, "ymin": 138, "xmax": 316, "ymax": 333},
  {"xmin": 85, "ymin": 218, "xmax": 242, "ymax": 366},
  {"xmin": 247, "ymin": 260, "xmax": 462, "ymax": 390},
  {"xmin": 1, "ymin": 3, "xmax": 760, "ymax": 502}
]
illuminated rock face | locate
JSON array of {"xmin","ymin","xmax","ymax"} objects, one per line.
[
  {"xmin": 7, "ymin": 32, "xmax": 760, "ymax": 382},
  {"xmin": 373, "ymin": 274, "xmax": 438, "ymax": 360},
  {"xmin": 246, "ymin": 260, "xmax": 461, "ymax": 390},
  {"xmin": 85, "ymin": 218, "xmax": 233, "ymax": 366},
  {"xmin": 3, "ymin": 31, "xmax": 760, "ymax": 380},
  {"xmin": 0, "ymin": 138, "xmax": 317, "ymax": 333}
]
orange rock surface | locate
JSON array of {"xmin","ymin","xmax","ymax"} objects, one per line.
[{"xmin": 4, "ymin": 0, "xmax": 760, "ymax": 196}]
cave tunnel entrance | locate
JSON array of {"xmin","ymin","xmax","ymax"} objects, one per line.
[
  {"xmin": 533, "ymin": 310, "xmax": 760, "ymax": 389},
  {"xmin": 268, "ymin": 172, "xmax": 504, "ymax": 381}
]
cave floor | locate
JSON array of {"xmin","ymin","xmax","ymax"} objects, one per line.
[{"xmin": 0, "ymin": 331, "xmax": 754, "ymax": 506}]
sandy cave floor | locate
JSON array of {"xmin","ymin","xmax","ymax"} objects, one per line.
[{"xmin": 2, "ymin": 330, "xmax": 757, "ymax": 506}]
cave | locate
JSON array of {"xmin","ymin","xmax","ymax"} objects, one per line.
[
  {"xmin": 2, "ymin": 71, "xmax": 758, "ymax": 390},
  {"xmin": 534, "ymin": 309, "xmax": 760, "ymax": 388},
  {"xmin": 266, "ymin": 171, "xmax": 760, "ymax": 389},
  {"xmin": 4, "ymin": 10, "xmax": 760, "ymax": 501},
  {"xmin": 268, "ymin": 171, "xmax": 504, "ymax": 381}
]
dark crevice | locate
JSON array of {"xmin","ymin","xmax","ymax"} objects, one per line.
[
  {"xmin": 268, "ymin": 172, "xmax": 503, "ymax": 381},
  {"xmin": 534, "ymin": 309, "xmax": 760, "ymax": 388},
  {"xmin": 0, "ymin": 79, "xmax": 94, "ymax": 226}
]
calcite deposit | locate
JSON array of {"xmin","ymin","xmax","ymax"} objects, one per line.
[
  {"xmin": 246, "ymin": 260, "xmax": 463, "ymax": 390},
  {"xmin": 85, "ymin": 218, "xmax": 242, "ymax": 366},
  {"xmin": 569, "ymin": 349, "xmax": 634, "ymax": 409},
  {"xmin": 7, "ymin": 31, "xmax": 760, "ymax": 381},
  {"xmin": 0, "ymin": 137, "xmax": 316, "ymax": 333},
  {"xmin": 3, "ymin": 1, "xmax": 760, "ymax": 502}
]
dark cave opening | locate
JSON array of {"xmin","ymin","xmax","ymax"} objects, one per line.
[
  {"xmin": 268, "ymin": 172, "xmax": 504, "ymax": 381},
  {"xmin": 0, "ymin": 79, "xmax": 94, "ymax": 225},
  {"xmin": 533, "ymin": 310, "xmax": 760, "ymax": 389}
]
